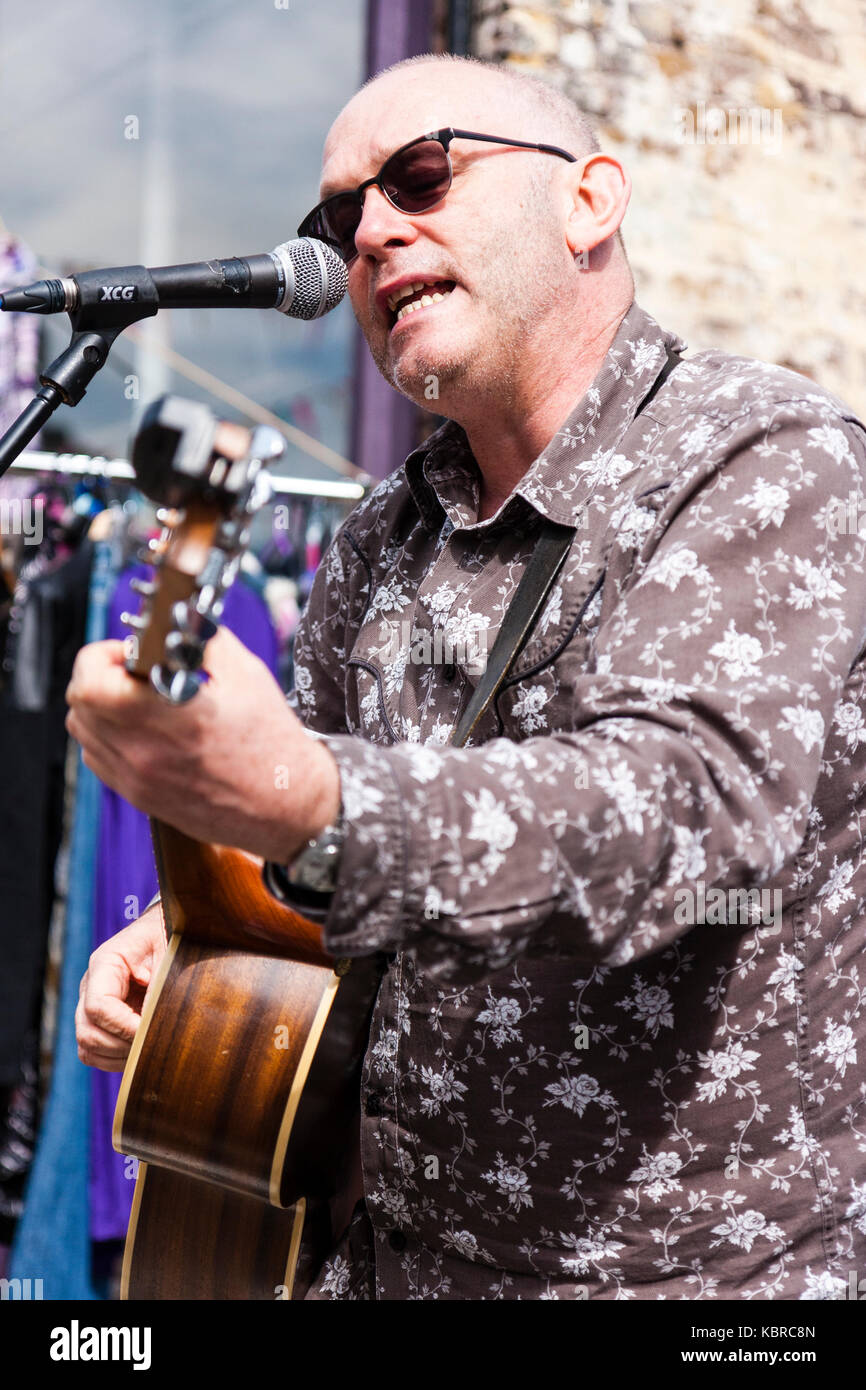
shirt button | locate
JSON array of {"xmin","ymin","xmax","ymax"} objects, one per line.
[
  {"xmin": 388, "ymin": 1229, "xmax": 407, "ymax": 1252},
  {"xmin": 365, "ymin": 1091, "xmax": 384, "ymax": 1117},
  {"xmin": 442, "ymin": 663, "xmax": 456, "ymax": 683}
]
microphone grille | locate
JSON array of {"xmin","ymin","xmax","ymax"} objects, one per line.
[{"xmin": 273, "ymin": 238, "xmax": 348, "ymax": 319}]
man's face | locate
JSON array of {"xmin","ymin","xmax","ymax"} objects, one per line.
[{"xmin": 318, "ymin": 70, "xmax": 574, "ymax": 410}]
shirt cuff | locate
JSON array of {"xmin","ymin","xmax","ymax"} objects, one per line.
[{"xmin": 316, "ymin": 733, "xmax": 430, "ymax": 956}]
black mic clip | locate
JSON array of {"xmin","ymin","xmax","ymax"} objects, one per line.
[
  {"xmin": 37, "ymin": 267, "xmax": 160, "ymax": 409},
  {"xmin": 67, "ymin": 264, "xmax": 160, "ymax": 332}
]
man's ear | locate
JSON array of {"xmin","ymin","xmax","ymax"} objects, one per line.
[{"xmin": 563, "ymin": 154, "xmax": 631, "ymax": 256}]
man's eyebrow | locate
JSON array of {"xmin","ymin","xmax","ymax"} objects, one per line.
[{"xmin": 318, "ymin": 141, "xmax": 395, "ymax": 202}]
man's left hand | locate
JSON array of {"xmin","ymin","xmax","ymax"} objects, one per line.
[{"xmin": 65, "ymin": 626, "xmax": 340, "ymax": 863}]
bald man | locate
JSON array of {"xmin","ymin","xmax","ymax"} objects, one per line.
[{"xmin": 70, "ymin": 54, "xmax": 866, "ymax": 1301}]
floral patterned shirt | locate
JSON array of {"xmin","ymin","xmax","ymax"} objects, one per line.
[{"xmin": 293, "ymin": 299, "xmax": 866, "ymax": 1300}]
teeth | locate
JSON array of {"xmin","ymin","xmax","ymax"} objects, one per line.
[
  {"xmin": 387, "ymin": 280, "xmax": 452, "ymax": 312},
  {"xmin": 393, "ymin": 285, "xmax": 452, "ymax": 322}
]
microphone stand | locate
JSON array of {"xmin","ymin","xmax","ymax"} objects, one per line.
[{"xmin": 0, "ymin": 268, "xmax": 159, "ymax": 480}]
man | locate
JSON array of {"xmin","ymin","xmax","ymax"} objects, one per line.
[{"xmin": 70, "ymin": 54, "xmax": 866, "ymax": 1300}]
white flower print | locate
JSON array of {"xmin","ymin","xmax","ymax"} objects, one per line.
[
  {"xmin": 619, "ymin": 981, "xmax": 674, "ymax": 1035},
  {"xmin": 648, "ymin": 546, "xmax": 704, "ymax": 591},
  {"xmin": 441, "ymin": 1229, "xmax": 492, "ymax": 1263},
  {"xmin": 340, "ymin": 765, "xmax": 387, "ymax": 819},
  {"xmin": 367, "ymin": 577, "xmax": 412, "ymax": 617},
  {"xmin": 709, "ymin": 621, "xmax": 764, "ymax": 681},
  {"xmin": 799, "ymin": 1267, "xmax": 848, "ymax": 1300},
  {"xmin": 817, "ymin": 855, "xmax": 856, "ymax": 913},
  {"xmin": 766, "ymin": 952, "xmax": 803, "ymax": 1005},
  {"xmin": 845, "ymin": 1180, "xmax": 866, "ymax": 1235},
  {"xmin": 666, "ymin": 824, "xmax": 709, "ymax": 882},
  {"xmin": 595, "ymin": 759, "xmax": 654, "ymax": 834},
  {"xmin": 539, "ymin": 583, "xmax": 563, "ymax": 632},
  {"xmin": 814, "ymin": 1020, "xmax": 856, "ymax": 1076},
  {"xmin": 807, "ymin": 423, "xmax": 854, "ymax": 465},
  {"xmin": 696, "ymin": 1040, "xmax": 760, "ymax": 1102},
  {"xmin": 405, "ymin": 745, "xmax": 445, "ymax": 784},
  {"xmin": 482, "ymin": 1156, "xmax": 533, "ymax": 1211},
  {"xmin": 834, "ymin": 701, "xmax": 866, "ymax": 749},
  {"xmin": 294, "ymin": 662, "xmax": 317, "ymax": 713},
  {"xmin": 466, "ymin": 788, "xmax": 518, "ymax": 854},
  {"xmin": 544, "ymin": 1071, "xmax": 603, "ymax": 1116},
  {"xmin": 477, "ymin": 993, "xmax": 524, "ymax": 1047},
  {"xmin": 616, "ymin": 503, "xmax": 656, "ymax": 549},
  {"xmin": 787, "ymin": 556, "xmax": 845, "ymax": 610},
  {"xmin": 559, "ymin": 1230, "xmax": 626, "ymax": 1275},
  {"xmin": 741, "ymin": 478, "xmax": 790, "ymax": 527},
  {"xmin": 512, "ymin": 685, "xmax": 550, "ymax": 734},
  {"xmin": 319, "ymin": 1254, "xmax": 353, "ymax": 1298},
  {"xmin": 627, "ymin": 1149, "xmax": 684, "ymax": 1202},
  {"xmin": 427, "ymin": 582, "xmax": 458, "ymax": 619},
  {"xmin": 710, "ymin": 1210, "xmax": 785, "ymax": 1252},
  {"xmin": 629, "ymin": 338, "xmax": 661, "ymax": 376},
  {"xmin": 779, "ymin": 704, "xmax": 825, "ymax": 754},
  {"xmin": 420, "ymin": 1065, "xmax": 468, "ymax": 1116},
  {"xmin": 368, "ymin": 1180, "xmax": 411, "ymax": 1224},
  {"xmin": 681, "ymin": 417, "xmax": 716, "ymax": 457},
  {"xmin": 370, "ymin": 1028, "xmax": 399, "ymax": 1076}
]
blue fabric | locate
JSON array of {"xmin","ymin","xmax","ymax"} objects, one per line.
[{"xmin": 9, "ymin": 535, "xmax": 115, "ymax": 1299}]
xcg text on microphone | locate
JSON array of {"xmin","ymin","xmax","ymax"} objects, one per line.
[{"xmin": 0, "ymin": 238, "xmax": 348, "ymax": 322}]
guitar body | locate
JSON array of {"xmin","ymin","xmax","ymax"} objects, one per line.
[{"xmin": 114, "ymin": 824, "xmax": 379, "ymax": 1299}]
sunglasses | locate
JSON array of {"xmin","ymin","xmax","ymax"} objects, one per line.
[{"xmin": 298, "ymin": 127, "xmax": 578, "ymax": 264}]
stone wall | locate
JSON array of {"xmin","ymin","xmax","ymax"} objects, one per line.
[{"xmin": 471, "ymin": 0, "xmax": 866, "ymax": 413}]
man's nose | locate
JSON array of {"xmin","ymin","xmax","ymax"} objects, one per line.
[{"xmin": 353, "ymin": 184, "xmax": 419, "ymax": 259}]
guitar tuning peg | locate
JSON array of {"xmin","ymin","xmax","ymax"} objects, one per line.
[
  {"xmin": 129, "ymin": 577, "xmax": 156, "ymax": 598},
  {"xmin": 150, "ymin": 665, "xmax": 202, "ymax": 705},
  {"xmin": 136, "ymin": 538, "xmax": 163, "ymax": 566},
  {"xmin": 163, "ymin": 629, "xmax": 206, "ymax": 671},
  {"xmin": 120, "ymin": 611, "xmax": 149, "ymax": 631},
  {"xmin": 170, "ymin": 601, "xmax": 217, "ymax": 645}
]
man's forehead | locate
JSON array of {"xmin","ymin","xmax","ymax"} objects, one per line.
[{"xmin": 319, "ymin": 68, "xmax": 513, "ymax": 193}]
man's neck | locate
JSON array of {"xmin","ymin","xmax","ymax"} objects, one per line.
[{"xmin": 461, "ymin": 300, "xmax": 631, "ymax": 523}]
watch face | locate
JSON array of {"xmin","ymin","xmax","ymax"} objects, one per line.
[{"xmin": 286, "ymin": 825, "xmax": 343, "ymax": 894}]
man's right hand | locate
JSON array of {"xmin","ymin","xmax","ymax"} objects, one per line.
[{"xmin": 76, "ymin": 901, "xmax": 167, "ymax": 1072}]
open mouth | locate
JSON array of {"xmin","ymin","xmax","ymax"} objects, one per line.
[{"xmin": 387, "ymin": 279, "xmax": 456, "ymax": 329}]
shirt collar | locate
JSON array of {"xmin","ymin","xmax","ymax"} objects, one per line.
[{"xmin": 404, "ymin": 300, "xmax": 687, "ymax": 532}]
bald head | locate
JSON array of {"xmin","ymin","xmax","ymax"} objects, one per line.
[
  {"xmin": 316, "ymin": 54, "xmax": 633, "ymax": 431},
  {"xmin": 366, "ymin": 54, "xmax": 601, "ymax": 162}
]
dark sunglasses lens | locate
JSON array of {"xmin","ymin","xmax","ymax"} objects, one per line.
[
  {"xmin": 382, "ymin": 141, "xmax": 451, "ymax": 212},
  {"xmin": 306, "ymin": 194, "xmax": 362, "ymax": 262}
]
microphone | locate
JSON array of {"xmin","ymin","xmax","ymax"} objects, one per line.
[{"xmin": 0, "ymin": 238, "xmax": 347, "ymax": 320}]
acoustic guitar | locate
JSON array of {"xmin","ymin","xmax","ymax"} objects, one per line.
[{"xmin": 110, "ymin": 396, "xmax": 378, "ymax": 1299}]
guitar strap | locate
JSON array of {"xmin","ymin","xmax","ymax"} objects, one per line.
[
  {"xmin": 450, "ymin": 344, "xmax": 682, "ymax": 751},
  {"xmin": 450, "ymin": 519, "xmax": 574, "ymax": 749}
]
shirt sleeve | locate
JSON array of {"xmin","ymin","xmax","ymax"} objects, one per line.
[
  {"xmin": 314, "ymin": 399, "xmax": 866, "ymax": 979},
  {"xmin": 287, "ymin": 526, "xmax": 357, "ymax": 736}
]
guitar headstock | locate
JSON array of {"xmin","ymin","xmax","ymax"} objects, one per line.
[{"xmin": 122, "ymin": 395, "xmax": 283, "ymax": 703}]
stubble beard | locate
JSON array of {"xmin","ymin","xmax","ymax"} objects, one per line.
[{"xmin": 371, "ymin": 188, "xmax": 568, "ymax": 413}]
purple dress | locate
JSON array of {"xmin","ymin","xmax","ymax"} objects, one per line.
[{"xmin": 89, "ymin": 567, "xmax": 278, "ymax": 1241}]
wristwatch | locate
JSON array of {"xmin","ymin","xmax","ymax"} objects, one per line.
[{"xmin": 262, "ymin": 806, "xmax": 345, "ymax": 914}]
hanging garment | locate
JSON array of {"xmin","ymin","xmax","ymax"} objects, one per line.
[
  {"xmin": 0, "ymin": 535, "xmax": 93, "ymax": 1086},
  {"xmin": 8, "ymin": 526, "xmax": 116, "ymax": 1299},
  {"xmin": 0, "ymin": 234, "xmax": 41, "ymax": 441}
]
